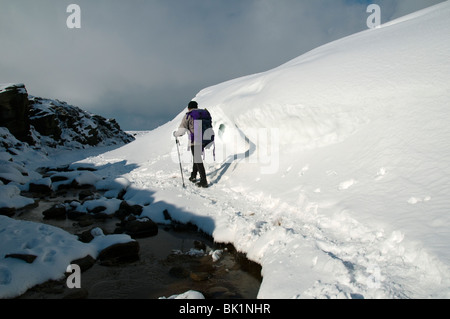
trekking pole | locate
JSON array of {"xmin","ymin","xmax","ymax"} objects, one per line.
[{"xmin": 175, "ymin": 137, "xmax": 186, "ymax": 188}]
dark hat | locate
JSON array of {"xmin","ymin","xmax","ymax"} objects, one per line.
[{"xmin": 188, "ymin": 101, "xmax": 198, "ymax": 109}]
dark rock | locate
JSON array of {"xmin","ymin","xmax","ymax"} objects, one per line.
[
  {"xmin": 194, "ymin": 240, "xmax": 207, "ymax": 251},
  {"xmin": 29, "ymin": 182, "xmax": 52, "ymax": 195},
  {"xmin": 33, "ymin": 280, "xmax": 66, "ymax": 295},
  {"xmin": 76, "ymin": 166, "xmax": 97, "ymax": 172},
  {"xmin": 63, "ymin": 288, "xmax": 89, "ymax": 299},
  {"xmin": 70, "ymin": 255, "xmax": 96, "ymax": 272},
  {"xmin": 69, "ymin": 179, "xmax": 93, "ymax": 190},
  {"xmin": 76, "ymin": 228, "xmax": 100, "ymax": 243},
  {"xmin": 88, "ymin": 206, "xmax": 107, "ymax": 215},
  {"xmin": 124, "ymin": 217, "xmax": 158, "ymax": 238},
  {"xmin": 190, "ymin": 271, "xmax": 210, "ymax": 282},
  {"xmin": 92, "ymin": 212, "xmax": 110, "ymax": 220},
  {"xmin": 115, "ymin": 201, "xmax": 143, "ymax": 220},
  {"xmin": 97, "ymin": 241, "xmax": 140, "ymax": 266},
  {"xmin": 205, "ymin": 286, "xmax": 232, "ymax": 299},
  {"xmin": 66, "ymin": 209, "xmax": 87, "ymax": 221},
  {"xmin": 169, "ymin": 266, "xmax": 190, "ymax": 278},
  {"xmin": 163, "ymin": 209, "xmax": 172, "ymax": 221},
  {"xmin": 28, "ymin": 96, "xmax": 135, "ymax": 149},
  {"xmin": 76, "ymin": 215, "xmax": 95, "ymax": 227},
  {"xmin": 0, "ymin": 84, "xmax": 32, "ymax": 144},
  {"xmin": 0, "ymin": 177, "xmax": 11, "ymax": 185},
  {"xmin": 2, "ymin": 83, "xmax": 134, "ymax": 153},
  {"xmin": 0, "ymin": 207, "xmax": 16, "ymax": 217},
  {"xmin": 30, "ymin": 111, "xmax": 62, "ymax": 141},
  {"xmin": 43, "ymin": 204, "xmax": 66, "ymax": 220},
  {"xmin": 78, "ymin": 189, "xmax": 95, "ymax": 200},
  {"xmin": 5, "ymin": 253, "xmax": 37, "ymax": 264},
  {"xmin": 50, "ymin": 175, "xmax": 69, "ymax": 183}
]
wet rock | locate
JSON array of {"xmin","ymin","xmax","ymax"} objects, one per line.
[
  {"xmin": 63, "ymin": 288, "xmax": 89, "ymax": 299},
  {"xmin": 124, "ymin": 217, "xmax": 158, "ymax": 238},
  {"xmin": 115, "ymin": 201, "xmax": 143, "ymax": 220},
  {"xmin": 76, "ymin": 215, "xmax": 95, "ymax": 227},
  {"xmin": 194, "ymin": 240, "xmax": 207, "ymax": 251},
  {"xmin": 88, "ymin": 205, "xmax": 107, "ymax": 215},
  {"xmin": 5, "ymin": 253, "xmax": 37, "ymax": 264},
  {"xmin": 163, "ymin": 209, "xmax": 172, "ymax": 221},
  {"xmin": 66, "ymin": 209, "xmax": 87, "ymax": 221},
  {"xmin": 76, "ymin": 166, "xmax": 97, "ymax": 172},
  {"xmin": 70, "ymin": 255, "xmax": 96, "ymax": 272},
  {"xmin": 50, "ymin": 175, "xmax": 69, "ymax": 183},
  {"xmin": 205, "ymin": 286, "xmax": 238, "ymax": 299},
  {"xmin": 77, "ymin": 230, "xmax": 94, "ymax": 243},
  {"xmin": 33, "ymin": 280, "xmax": 66, "ymax": 295},
  {"xmin": 76, "ymin": 227, "xmax": 106, "ymax": 243},
  {"xmin": 0, "ymin": 207, "xmax": 16, "ymax": 217},
  {"xmin": 92, "ymin": 212, "xmax": 110, "ymax": 220},
  {"xmin": 97, "ymin": 241, "xmax": 140, "ymax": 266},
  {"xmin": 190, "ymin": 272, "xmax": 210, "ymax": 282},
  {"xmin": 43, "ymin": 203, "xmax": 66, "ymax": 220},
  {"xmin": 169, "ymin": 266, "xmax": 190, "ymax": 279},
  {"xmin": 28, "ymin": 182, "xmax": 52, "ymax": 195},
  {"xmin": 78, "ymin": 189, "xmax": 95, "ymax": 201}
]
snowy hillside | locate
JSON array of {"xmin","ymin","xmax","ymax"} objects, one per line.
[
  {"xmin": 85, "ymin": 1, "xmax": 450, "ymax": 299},
  {"xmin": 1, "ymin": 1, "xmax": 450, "ymax": 299}
]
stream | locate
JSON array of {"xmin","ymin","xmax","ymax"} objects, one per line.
[{"xmin": 15, "ymin": 188, "xmax": 262, "ymax": 299}]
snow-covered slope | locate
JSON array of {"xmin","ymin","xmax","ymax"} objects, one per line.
[
  {"xmin": 89, "ymin": 1, "xmax": 450, "ymax": 299},
  {"xmin": 2, "ymin": 2, "xmax": 449, "ymax": 299}
]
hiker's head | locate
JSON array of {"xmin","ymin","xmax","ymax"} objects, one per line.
[{"xmin": 188, "ymin": 101, "xmax": 198, "ymax": 110}]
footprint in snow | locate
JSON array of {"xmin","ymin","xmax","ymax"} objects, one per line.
[
  {"xmin": 375, "ymin": 168, "xmax": 387, "ymax": 181},
  {"xmin": 338, "ymin": 179, "xmax": 357, "ymax": 191},
  {"xmin": 299, "ymin": 165, "xmax": 309, "ymax": 177},
  {"xmin": 408, "ymin": 196, "xmax": 431, "ymax": 205}
]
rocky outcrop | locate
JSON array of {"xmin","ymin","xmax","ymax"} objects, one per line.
[
  {"xmin": 0, "ymin": 83, "xmax": 134, "ymax": 150},
  {"xmin": 0, "ymin": 84, "xmax": 32, "ymax": 144},
  {"xmin": 29, "ymin": 96, "xmax": 135, "ymax": 148}
]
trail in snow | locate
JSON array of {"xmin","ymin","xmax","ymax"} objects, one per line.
[
  {"xmin": 4, "ymin": 1, "xmax": 447, "ymax": 299},
  {"xmin": 85, "ymin": 141, "xmax": 449, "ymax": 299}
]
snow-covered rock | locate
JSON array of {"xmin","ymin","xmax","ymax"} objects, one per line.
[
  {"xmin": 0, "ymin": 83, "xmax": 134, "ymax": 151},
  {"xmin": 28, "ymin": 95, "xmax": 134, "ymax": 149}
]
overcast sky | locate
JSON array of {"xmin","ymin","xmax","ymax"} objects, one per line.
[{"xmin": 0, "ymin": 0, "xmax": 444, "ymax": 130}]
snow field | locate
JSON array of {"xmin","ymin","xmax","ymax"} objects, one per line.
[
  {"xmin": 92, "ymin": 1, "xmax": 450, "ymax": 298},
  {"xmin": 1, "ymin": 1, "xmax": 450, "ymax": 299}
]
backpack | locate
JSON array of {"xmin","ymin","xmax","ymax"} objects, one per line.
[{"xmin": 187, "ymin": 109, "xmax": 215, "ymax": 155}]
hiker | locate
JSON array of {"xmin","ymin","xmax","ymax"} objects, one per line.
[{"xmin": 173, "ymin": 101, "xmax": 211, "ymax": 188}]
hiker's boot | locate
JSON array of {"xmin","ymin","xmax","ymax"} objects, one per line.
[
  {"xmin": 196, "ymin": 180, "xmax": 209, "ymax": 188},
  {"xmin": 189, "ymin": 173, "xmax": 197, "ymax": 183}
]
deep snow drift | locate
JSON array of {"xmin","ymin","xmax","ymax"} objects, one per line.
[
  {"xmin": 2, "ymin": 1, "xmax": 450, "ymax": 299},
  {"xmin": 82, "ymin": 1, "xmax": 450, "ymax": 299}
]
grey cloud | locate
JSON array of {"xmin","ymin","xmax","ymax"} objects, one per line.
[{"xmin": 0, "ymin": 0, "xmax": 444, "ymax": 130}]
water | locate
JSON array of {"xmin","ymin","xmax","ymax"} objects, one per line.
[
  {"xmin": 73, "ymin": 228, "xmax": 261, "ymax": 299},
  {"xmin": 16, "ymin": 190, "xmax": 262, "ymax": 299}
]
